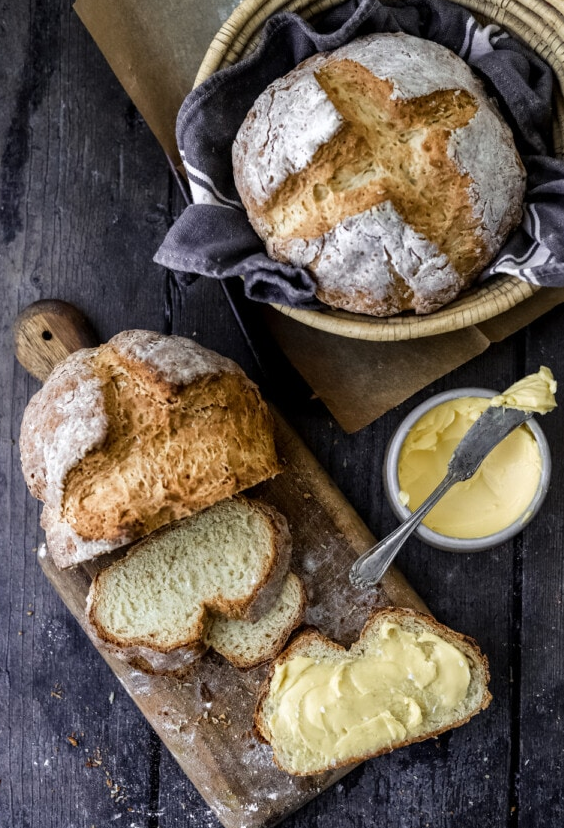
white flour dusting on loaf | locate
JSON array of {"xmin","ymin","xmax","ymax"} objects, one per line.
[
  {"xmin": 20, "ymin": 349, "xmax": 108, "ymax": 504},
  {"xmin": 233, "ymin": 32, "xmax": 526, "ymax": 317},
  {"xmin": 20, "ymin": 330, "xmax": 280, "ymax": 568},
  {"xmin": 110, "ymin": 329, "xmax": 246, "ymax": 387},
  {"xmin": 236, "ymin": 53, "xmax": 343, "ymax": 206}
]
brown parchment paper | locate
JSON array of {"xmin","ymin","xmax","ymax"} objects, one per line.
[
  {"xmin": 73, "ymin": 0, "xmax": 236, "ymax": 163},
  {"xmin": 73, "ymin": 0, "xmax": 564, "ymax": 433}
]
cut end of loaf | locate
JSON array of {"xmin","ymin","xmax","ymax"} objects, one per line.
[{"xmin": 254, "ymin": 607, "xmax": 491, "ymax": 775}]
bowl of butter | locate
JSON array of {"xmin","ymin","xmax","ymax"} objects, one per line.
[{"xmin": 383, "ymin": 367, "xmax": 556, "ymax": 552}]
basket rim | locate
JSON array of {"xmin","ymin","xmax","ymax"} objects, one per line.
[
  {"xmin": 194, "ymin": 0, "xmax": 561, "ymax": 341},
  {"xmin": 271, "ymin": 276, "xmax": 538, "ymax": 341}
]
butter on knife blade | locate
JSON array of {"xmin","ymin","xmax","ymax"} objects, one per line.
[{"xmin": 490, "ymin": 365, "xmax": 557, "ymax": 414}]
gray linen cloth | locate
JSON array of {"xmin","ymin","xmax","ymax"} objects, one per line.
[{"xmin": 154, "ymin": 0, "xmax": 564, "ymax": 310}]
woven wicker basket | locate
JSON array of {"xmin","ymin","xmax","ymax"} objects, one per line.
[{"xmin": 195, "ymin": 0, "xmax": 564, "ymax": 341}]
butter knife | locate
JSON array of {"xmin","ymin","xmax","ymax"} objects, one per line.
[{"xmin": 349, "ymin": 403, "xmax": 535, "ymax": 590}]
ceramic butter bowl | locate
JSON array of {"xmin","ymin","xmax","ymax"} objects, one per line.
[{"xmin": 383, "ymin": 388, "xmax": 552, "ymax": 552}]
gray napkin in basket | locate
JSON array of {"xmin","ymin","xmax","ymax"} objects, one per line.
[{"xmin": 154, "ymin": 0, "xmax": 564, "ymax": 309}]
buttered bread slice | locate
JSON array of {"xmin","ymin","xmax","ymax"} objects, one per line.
[
  {"xmin": 86, "ymin": 497, "xmax": 304, "ymax": 673},
  {"xmin": 254, "ymin": 607, "xmax": 491, "ymax": 775}
]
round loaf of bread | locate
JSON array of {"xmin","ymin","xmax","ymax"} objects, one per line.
[{"xmin": 232, "ymin": 32, "xmax": 526, "ymax": 317}]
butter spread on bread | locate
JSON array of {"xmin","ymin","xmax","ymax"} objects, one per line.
[
  {"xmin": 233, "ymin": 32, "xmax": 525, "ymax": 317},
  {"xmin": 19, "ymin": 330, "xmax": 280, "ymax": 568},
  {"xmin": 85, "ymin": 497, "xmax": 305, "ymax": 673},
  {"xmin": 254, "ymin": 607, "xmax": 491, "ymax": 775}
]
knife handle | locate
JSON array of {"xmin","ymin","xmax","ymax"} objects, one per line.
[{"xmin": 13, "ymin": 299, "xmax": 98, "ymax": 382}]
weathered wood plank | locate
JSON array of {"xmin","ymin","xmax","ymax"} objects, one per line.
[
  {"xmin": 513, "ymin": 310, "xmax": 564, "ymax": 827},
  {"xmin": 0, "ymin": 2, "xmax": 173, "ymax": 827}
]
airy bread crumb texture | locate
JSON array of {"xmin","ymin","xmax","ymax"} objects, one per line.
[
  {"xmin": 233, "ymin": 33, "xmax": 526, "ymax": 317},
  {"xmin": 86, "ymin": 498, "xmax": 304, "ymax": 672},
  {"xmin": 254, "ymin": 607, "xmax": 491, "ymax": 775},
  {"xmin": 19, "ymin": 331, "xmax": 280, "ymax": 568},
  {"xmin": 208, "ymin": 571, "xmax": 306, "ymax": 669}
]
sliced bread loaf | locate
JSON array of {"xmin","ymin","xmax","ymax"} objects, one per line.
[
  {"xmin": 254, "ymin": 607, "xmax": 491, "ymax": 775},
  {"xmin": 85, "ymin": 497, "xmax": 304, "ymax": 673}
]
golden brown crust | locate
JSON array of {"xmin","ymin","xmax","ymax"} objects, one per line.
[
  {"xmin": 233, "ymin": 34, "xmax": 526, "ymax": 318},
  {"xmin": 253, "ymin": 607, "xmax": 492, "ymax": 775},
  {"xmin": 237, "ymin": 500, "xmax": 294, "ymax": 623},
  {"xmin": 19, "ymin": 330, "xmax": 281, "ymax": 568}
]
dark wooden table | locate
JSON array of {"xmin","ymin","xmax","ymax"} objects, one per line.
[{"xmin": 2, "ymin": 2, "xmax": 564, "ymax": 827}]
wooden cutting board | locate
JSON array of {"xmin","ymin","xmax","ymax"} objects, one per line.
[{"xmin": 14, "ymin": 300, "xmax": 428, "ymax": 828}]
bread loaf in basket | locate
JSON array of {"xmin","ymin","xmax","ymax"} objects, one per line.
[{"xmin": 233, "ymin": 32, "xmax": 526, "ymax": 317}]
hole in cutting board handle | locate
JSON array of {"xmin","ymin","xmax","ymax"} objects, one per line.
[{"xmin": 13, "ymin": 299, "xmax": 99, "ymax": 384}]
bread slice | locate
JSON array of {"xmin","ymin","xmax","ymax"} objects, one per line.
[
  {"xmin": 85, "ymin": 497, "xmax": 303, "ymax": 673},
  {"xmin": 19, "ymin": 330, "xmax": 280, "ymax": 568},
  {"xmin": 207, "ymin": 571, "xmax": 306, "ymax": 669},
  {"xmin": 254, "ymin": 607, "xmax": 491, "ymax": 775}
]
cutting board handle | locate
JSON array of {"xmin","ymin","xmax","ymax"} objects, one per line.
[{"xmin": 13, "ymin": 299, "xmax": 98, "ymax": 382}]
